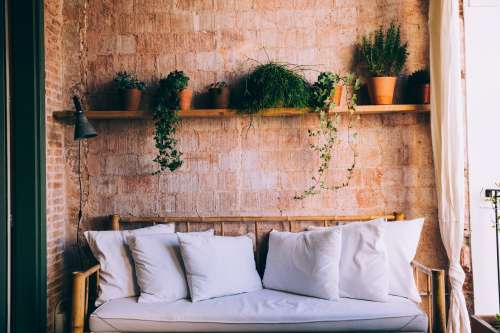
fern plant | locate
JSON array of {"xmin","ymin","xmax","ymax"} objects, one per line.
[
  {"xmin": 238, "ymin": 62, "xmax": 311, "ymax": 114},
  {"xmin": 358, "ymin": 23, "xmax": 408, "ymax": 77}
]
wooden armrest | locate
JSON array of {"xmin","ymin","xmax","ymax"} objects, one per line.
[
  {"xmin": 412, "ymin": 261, "xmax": 446, "ymax": 333},
  {"xmin": 71, "ymin": 265, "xmax": 100, "ymax": 333}
]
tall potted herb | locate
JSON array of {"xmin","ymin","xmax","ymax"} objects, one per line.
[
  {"xmin": 358, "ymin": 23, "xmax": 408, "ymax": 105},
  {"xmin": 113, "ymin": 71, "xmax": 145, "ymax": 111}
]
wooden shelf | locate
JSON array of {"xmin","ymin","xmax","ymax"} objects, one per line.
[{"xmin": 53, "ymin": 104, "xmax": 430, "ymax": 120}]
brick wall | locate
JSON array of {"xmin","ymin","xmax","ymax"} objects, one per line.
[
  {"xmin": 47, "ymin": 0, "xmax": 474, "ymax": 324},
  {"xmin": 69, "ymin": 0, "xmax": 446, "ymax": 265},
  {"xmin": 45, "ymin": 0, "xmax": 66, "ymax": 331}
]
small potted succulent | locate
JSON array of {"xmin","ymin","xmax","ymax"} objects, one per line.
[
  {"xmin": 159, "ymin": 70, "xmax": 191, "ymax": 111},
  {"xmin": 407, "ymin": 69, "xmax": 430, "ymax": 104},
  {"xmin": 208, "ymin": 81, "xmax": 230, "ymax": 108},
  {"xmin": 113, "ymin": 71, "xmax": 145, "ymax": 111},
  {"xmin": 357, "ymin": 23, "xmax": 408, "ymax": 105}
]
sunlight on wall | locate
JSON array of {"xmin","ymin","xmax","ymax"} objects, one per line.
[{"xmin": 465, "ymin": 0, "xmax": 500, "ymax": 314}]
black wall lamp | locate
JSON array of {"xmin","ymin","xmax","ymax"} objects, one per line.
[
  {"xmin": 73, "ymin": 95, "xmax": 97, "ymax": 140},
  {"xmin": 72, "ymin": 95, "xmax": 97, "ymax": 268}
]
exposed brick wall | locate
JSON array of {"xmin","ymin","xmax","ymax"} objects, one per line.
[
  {"xmin": 49, "ymin": 0, "xmax": 474, "ymax": 322},
  {"xmin": 45, "ymin": 0, "xmax": 66, "ymax": 331},
  {"xmin": 60, "ymin": 0, "xmax": 446, "ymax": 268}
]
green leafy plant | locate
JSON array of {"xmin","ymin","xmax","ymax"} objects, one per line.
[
  {"xmin": 407, "ymin": 69, "xmax": 430, "ymax": 85},
  {"xmin": 152, "ymin": 71, "xmax": 189, "ymax": 173},
  {"xmin": 358, "ymin": 23, "xmax": 408, "ymax": 77},
  {"xmin": 238, "ymin": 62, "xmax": 311, "ymax": 114},
  {"xmin": 113, "ymin": 71, "xmax": 145, "ymax": 91},
  {"xmin": 208, "ymin": 81, "xmax": 228, "ymax": 93},
  {"xmin": 295, "ymin": 73, "xmax": 361, "ymax": 200},
  {"xmin": 310, "ymin": 72, "xmax": 342, "ymax": 109}
]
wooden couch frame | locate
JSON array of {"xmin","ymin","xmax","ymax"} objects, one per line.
[{"xmin": 71, "ymin": 212, "xmax": 447, "ymax": 333}]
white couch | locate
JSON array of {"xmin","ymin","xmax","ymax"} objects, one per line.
[{"xmin": 71, "ymin": 214, "xmax": 445, "ymax": 333}]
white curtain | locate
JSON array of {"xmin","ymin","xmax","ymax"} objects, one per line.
[{"xmin": 429, "ymin": 1, "xmax": 471, "ymax": 332}]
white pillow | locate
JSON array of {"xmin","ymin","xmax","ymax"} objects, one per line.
[
  {"xmin": 339, "ymin": 219, "xmax": 389, "ymax": 301},
  {"xmin": 308, "ymin": 218, "xmax": 389, "ymax": 302},
  {"xmin": 263, "ymin": 229, "xmax": 342, "ymax": 301},
  {"xmin": 384, "ymin": 218, "xmax": 424, "ymax": 302},
  {"xmin": 178, "ymin": 234, "xmax": 262, "ymax": 302},
  {"xmin": 84, "ymin": 223, "xmax": 175, "ymax": 305},
  {"xmin": 128, "ymin": 230, "xmax": 214, "ymax": 303}
]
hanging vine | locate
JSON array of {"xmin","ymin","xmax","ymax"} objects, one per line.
[
  {"xmin": 294, "ymin": 72, "xmax": 360, "ymax": 200},
  {"xmin": 152, "ymin": 71, "xmax": 187, "ymax": 173}
]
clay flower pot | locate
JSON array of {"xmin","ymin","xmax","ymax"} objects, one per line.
[
  {"xmin": 331, "ymin": 84, "xmax": 343, "ymax": 107},
  {"xmin": 124, "ymin": 88, "xmax": 142, "ymax": 111},
  {"xmin": 209, "ymin": 86, "xmax": 230, "ymax": 109},
  {"xmin": 178, "ymin": 88, "xmax": 193, "ymax": 111},
  {"xmin": 418, "ymin": 83, "xmax": 430, "ymax": 104},
  {"xmin": 367, "ymin": 77, "xmax": 397, "ymax": 105}
]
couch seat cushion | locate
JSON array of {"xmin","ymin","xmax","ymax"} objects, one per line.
[{"xmin": 90, "ymin": 289, "xmax": 427, "ymax": 332}]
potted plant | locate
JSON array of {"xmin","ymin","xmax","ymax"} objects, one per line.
[
  {"xmin": 237, "ymin": 61, "xmax": 311, "ymax": 114},
  {"xmin": 208, "ymin": 81, "xmax": 230, "ymax": 108},
  {"xmin": 407, "ymin": 69, "xmax": 430, "ymax": 104},
  {"xmin": 113, "ymin": 71, "xmax": 145, "ymax": 111},
  {"xmin": 159, "ymin": 70, "xmax": 191, "ymax": 111},
  {"xmin": 310, "ymin": 72, "xmax": 343, "ymax": 109},
  {"xmin": 152, "ymin": 71, "xmax": 189, "ymax": 173},
  {"xmin": 357, "ymin": 23, "xmax": 408, "ymax": 105}
]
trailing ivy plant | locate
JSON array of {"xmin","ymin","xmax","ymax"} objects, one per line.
[
  {"xmin": 238, "ymin": 62, "xmax": 311, "ymax": 114},
  {"xmin": 294, "ymin": 72, "xmax": 361, "ymax": 200},
  {"xmin": 358, "ymin": 22, "xmax": 408, "ymax": 77},
  {"xmin": 152, "ymin": 70, "xmax": 188, "ymax": 173}
]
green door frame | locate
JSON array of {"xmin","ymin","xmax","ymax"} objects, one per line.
[
  {"xmin": 0, "ymin": 0, "xmax": 7, "ymax": 331},
  {"xmin": 9, "ymin": 0, "xmax": 46, "ymax": 332}
]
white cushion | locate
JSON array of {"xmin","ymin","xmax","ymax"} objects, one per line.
[
  {"xmin": 384, "ymin": 218, "xmax": 424, "ymax": 302},
  {"xmin": 89, "ymin": 290, "xmax": 428, "ymax": 332},
  {"xmin": 128, "ymin": 230, "xmax": 213, "ymax": 303},
  {"xmin": 308, "ymin": 218, "xmax": 389, "ymax": 302},
  {"xmin": 339, "ymin": 219, "xmax": 389, "ymax": 301},
  {"xmin": 178, "ymin": 234, "xmax": 262, "ymax": 302},
  {"xmin": 85, "ymin": 224, "xmax": 175, "ymax": 305},
  {"xmin": 263, "ymin": 229, "xmax": 342, "ymax": 301}
]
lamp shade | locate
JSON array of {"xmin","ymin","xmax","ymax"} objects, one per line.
[{"xmin": 73, "ymin": 96, "xmax": 97, "ymax": 140}]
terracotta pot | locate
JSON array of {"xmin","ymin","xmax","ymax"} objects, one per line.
[
  {"xmin": 367, "ymin": 76, "xmax": 397, "ymax": 105},
  {"xmin": 123, "ymin": 88, "xmax": 142, "ymax": 111},
  {"xmin": 178, "ymin": 88, "xmax": 193, "ymax": 111},
  {"xmin": 209, "ymin": 86, "xmax": 230, "ymax": 109},
  {"xmin": 418, "ymin": 83, "xmax": 430, "ymax": 104},
  {"xmin": 330, "ymin": 84, "xmax": 343, "ymax": 107}
]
